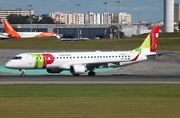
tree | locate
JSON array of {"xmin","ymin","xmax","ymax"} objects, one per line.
[
  {"xmin": 111, "ymin": 14, "xmax": 118, "ymax": 23},
  {"xmin": 38, "ymin": 15, "xmax": 54, "ymax": 24},
  {"xmin": 6, "ymin": 14, "xmax": 54, "ymax": 24},
  {"xmin": 6, "ymin": 14, "xmax": 29, "ymax": 24},
  {"xmin": 109, "ymin": 25, "xmax": 124, "ymax": 38}
]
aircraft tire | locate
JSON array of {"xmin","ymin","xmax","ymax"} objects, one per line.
[{"xmin": 88, "ymin": 71, "xmax": 96, "ymax": 76}]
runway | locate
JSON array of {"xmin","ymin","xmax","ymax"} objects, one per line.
[
  {"xmin": 0, "ymin": 75, "xmax": 180, "ymax": 84},
  {"xmin": 0, "ymin": 49, "xmax": 180, "ymax": 84}
]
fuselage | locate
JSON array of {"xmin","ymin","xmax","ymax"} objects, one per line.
[
  {"xmin": 2, "ymin": 32, "xmax": 56, "ymax": 38},
  {"xmin": 0, "ymin": 33, "xmax": 10, "ymax": 40},
  {"xmin": 5, "ymin": 51, "xmax": 145, "ymax": 70}
]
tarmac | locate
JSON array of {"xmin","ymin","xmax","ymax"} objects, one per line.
[{"xmin": 0, "ymin": 49, "xmax": 180, "ymax": 84}]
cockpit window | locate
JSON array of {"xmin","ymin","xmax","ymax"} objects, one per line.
[{"xmin": 12, "ymin": 56, "xmax": 22, "ymax": 60}]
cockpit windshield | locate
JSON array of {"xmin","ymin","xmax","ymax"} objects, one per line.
[{"xmin": 12, "ymin": 56, "xmax": 22, "ymax": 60}]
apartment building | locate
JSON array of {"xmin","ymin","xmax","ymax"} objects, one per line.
[
  {"xmin": 84, "ymin": 12, "xmax": 101, "ymax": 24},
  {"xmin": 49, "ymin": 12, "xmax": 132, "ymax": 24},
  {"xmin": 0, "ymin": 8, "xmax": 34, "ymax": 22},
  {"xmin": 101, "ymin": 13, "xmax": 114, "ymax": 24},
  {"xmin": 49, "ymin": 12, "xmax": 68, "ymax": 24},
  {"xmin": 174, "ymin": 3, "xmax": 180, "ymax": 22},
  {"xmin": 118, "ymin": 13, "xmax": 132, "ymax": 24}
]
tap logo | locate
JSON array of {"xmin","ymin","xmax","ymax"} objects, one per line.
[{"xmin": 31, "ymin": 54, "xmax": 54, "ymax": 68}]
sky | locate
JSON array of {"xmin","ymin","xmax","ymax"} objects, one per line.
[{"xmin": 1, "ymin": 0, "xmax": 180, "ymax": 23}]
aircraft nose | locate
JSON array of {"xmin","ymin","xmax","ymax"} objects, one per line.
[{"xmin": 5, "ymin": 61, "xmax": 12, "ymax": 68}]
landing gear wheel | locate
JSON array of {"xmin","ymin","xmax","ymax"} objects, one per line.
[
  {"xmin": 20, "ymin": 70, "xmax": 25, "ymax": 77},
  {"xmin": 21, "ymin": 73, "xmax": 25, "ymax": 77},
  {"xmin": 88, "ymin": 71, "xmax": 96, "ymax": 76},
  {"xmin": 73, "ymin": 74, "xmax": 80, "ymax": 76}
]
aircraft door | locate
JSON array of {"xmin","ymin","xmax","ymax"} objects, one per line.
[{"xmin": 27, "ymin": 54, "xmax": 33, "ymax": 66}]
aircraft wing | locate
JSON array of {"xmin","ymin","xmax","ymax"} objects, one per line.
[{"xmin": 85, "ymin": 60, "xmax": 127, "ymax": 68}]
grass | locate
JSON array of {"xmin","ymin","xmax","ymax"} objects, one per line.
[
  {"xmin": 0, "ymin": 84, "xmax": 180, "ymax": 118},
  {"xmin": 0, "ymin": 32, "xmax": 180, "ymax": 51},
  {"xmin": 0, "ymin": 33, "xmax": 180, "ymax": 117}
]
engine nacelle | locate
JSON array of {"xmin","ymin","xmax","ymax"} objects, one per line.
[
  {"xmin": 46, "ymin": 68, "xmax": 62, "ymax": 73},
  {"xmin": 70, "ymin": 65, "xmax": 86, "ymax": 74}
]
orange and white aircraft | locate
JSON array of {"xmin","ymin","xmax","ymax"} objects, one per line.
[{"xmin": 1, "ymin": 19, "xmax": 57, "ymax": 39}]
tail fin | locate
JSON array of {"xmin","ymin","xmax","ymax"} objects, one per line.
[
  {"xmin": 133, "ymin": 26, "xmax": 160, "ymax": 53},
  {"xmin": 53, "ymin": 28, "xmax": 58, "ymax": 33},
  {"xmin": 3, "ymin": 19, "xmax": 21, "ymax": 38}
]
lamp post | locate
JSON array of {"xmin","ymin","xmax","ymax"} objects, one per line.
[
  {"xmin": 102, "ymin": 2, "xmax": 108, "ymax": 38},
  {"xmin": 115, "ymin": 0, "xmax": 120, "ymax": 14},
  {"xmin": 102, "ymin": 2, "xmax": 108, "ymax": 13},
  {"xmin": 115, "ymin": 0, "xmax": 120, "ymax": 38},
  {"xmin": 28, "ymin": 4, "xmax": 32, "ymax": 32},
  {"xmin": 75, "ymin": 4, "xmax": 80, "ymax": 38}
]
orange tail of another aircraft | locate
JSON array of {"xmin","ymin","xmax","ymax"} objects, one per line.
[{"xmin": 3, "ymin": 19, "xmax": 21, "ymax": 38}]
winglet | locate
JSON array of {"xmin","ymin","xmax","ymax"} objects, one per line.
[{"xmin": 3, "ymin": 19, "xmax": 21, "ymax": 38}]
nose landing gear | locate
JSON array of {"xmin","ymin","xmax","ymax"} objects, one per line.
[{"xmin": 19, "ymin": 70, "xmax": 25, "ymax": 76}]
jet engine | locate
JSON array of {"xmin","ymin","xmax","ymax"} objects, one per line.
[{"xmin": 70, "ymin": 65, "xmax": 86, "ymax": 74}]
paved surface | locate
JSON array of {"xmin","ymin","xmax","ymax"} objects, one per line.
[
  {"xmin": 0, "ymin": 75, "xmax": 180, "ymax": 84},
  {"xmin": 0, "ymin": 49, "xmax": 180, "ymax": 84}
]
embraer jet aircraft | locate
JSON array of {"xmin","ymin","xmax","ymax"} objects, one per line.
[
  {"xmin": 1, "ymin": 19, "xmax": 57, "ymax": 39},
  {"xmin": 5, "ymin": 26, "xmax": 160, "ymax": 76}
]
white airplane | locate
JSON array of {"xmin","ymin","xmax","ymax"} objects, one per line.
[
  {"xmin": 0, "ymin": 34, "xmax": 10, "ymax": 40},
  {"xmin": 1, "ymin": 19, "xmax": 57, "ymax": 39},
  {"xmin": 5, "ymin": 26, "xmax": 160, "ymax": 76}
]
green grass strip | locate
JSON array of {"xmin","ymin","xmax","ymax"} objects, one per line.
[
  {"xmin": 0, "ymin": 36, "xmax": 180, "ymax": 51},
  {"xmin": 0, "ymin": 84, "xmax": 180, "ymax": 118}
]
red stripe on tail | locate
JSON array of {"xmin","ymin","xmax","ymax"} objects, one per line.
[{"xmin": 150, "ymin": 26, "xmax": 160, "ymax": 52}]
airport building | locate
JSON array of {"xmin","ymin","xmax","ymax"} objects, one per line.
[{"xmin": 0, "ymin": 8, "xmax": 34, "ymax": 22}]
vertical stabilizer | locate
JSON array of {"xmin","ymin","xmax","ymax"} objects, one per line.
[
  {"xmin": 3, "ymin": 20, "xmax": 21, "ymax": 38},
  {"xmin": 133, "ymin": 26, "xmax": 160, "ymax": 53}
]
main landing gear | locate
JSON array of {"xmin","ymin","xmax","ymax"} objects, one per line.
[
  {"xmin": 88, "ymin": 70, "xmax": 96, "ymax": 76},
  {"xmin": 19, "ymin": 70, "xmax": 25, "ymax": 76}
]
